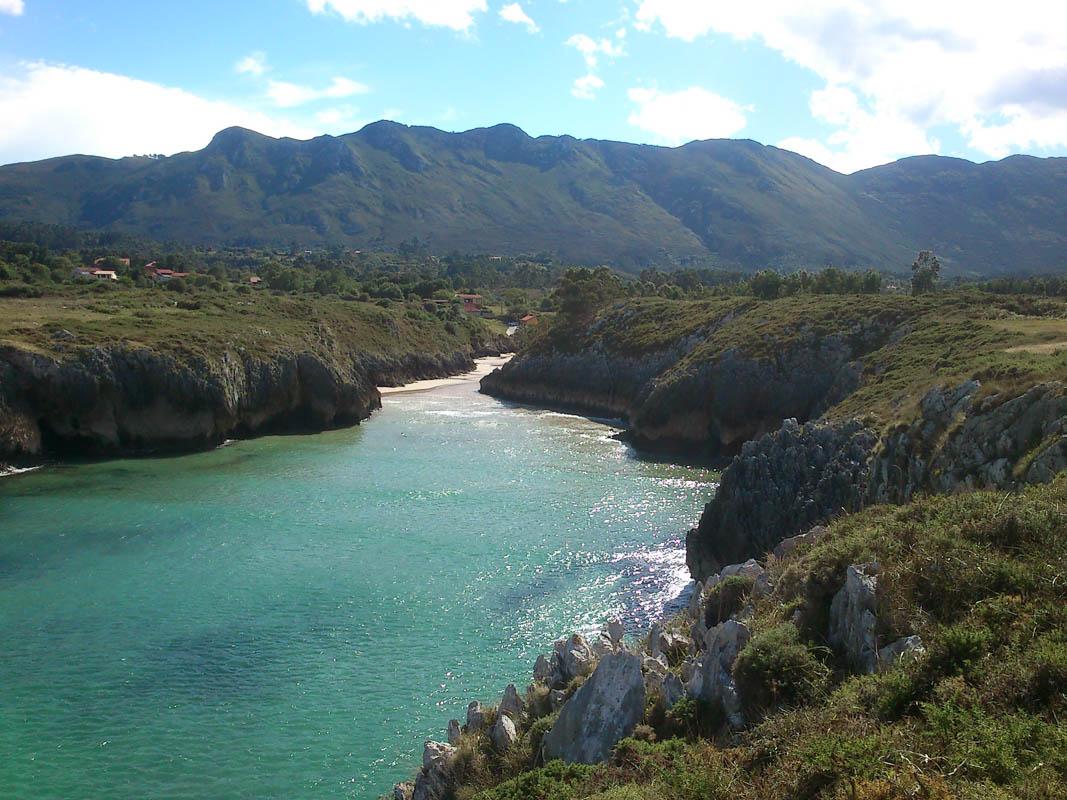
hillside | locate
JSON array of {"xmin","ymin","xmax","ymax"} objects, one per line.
[
  {"xmin": 0, "ymin": 287, "xmax": 509, "ymax": 466},
  {"xmin": 419, "ymin": 479, "xmax": 1067, "ymax": 800},
  {"xmin": 0, "ymin": 123, "xmax": 1064, "ymax": 274},
  {"xmin": 481, "ymin": 291, "xmax": 1067, "ymax": 577}
]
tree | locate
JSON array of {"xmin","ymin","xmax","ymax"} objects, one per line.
[
  {"xmin": 553, "ymin": 267, "xmax": 624, "ymax": 318},
  {"xmin": 910, "ymin": 250, "xmax": 941, "ymax": 295},
  {"xmin": 748, "ymin": 270, "xmax": 784, "ymax": 299}
]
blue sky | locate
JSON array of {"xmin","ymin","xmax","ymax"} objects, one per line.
[{"xmin": 1, "ymin": 1, "xmax": 1065, "ymax": 172}]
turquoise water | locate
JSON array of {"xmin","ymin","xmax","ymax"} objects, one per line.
[{"xmin": 0, "ymin": 375, "xmax": 716, "ymax": 799}]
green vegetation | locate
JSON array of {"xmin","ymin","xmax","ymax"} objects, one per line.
[
  {"xmin": 458, "ymin": 479, "xmax": 1067, "ymax": 800},
  {"xmin": 525, "ymin": 289, "xmax": 1067, "ymax": 429},
  {"xmin": 0, "ymin": 285, "xmax": 500, "ymax": 366},
  {"xmin": 1, "ymin": 123, "xmax": 1065, "ymax": 273}
]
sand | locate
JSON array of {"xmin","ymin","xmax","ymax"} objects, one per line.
[{"xmin": 378, "ymin": 354, "xmax": 513, "ymax": 395}]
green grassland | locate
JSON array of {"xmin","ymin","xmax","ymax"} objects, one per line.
[
  {"xmin": 454, "ymin": 479, "xmax": 1067, "ymax": 800},
  {"xmin": 0, "ymin": 284, "xmax": 501, "ymax": 366},
  {"xmin": 531, "ymin": 291, "xmax": 1067, "ymax": 429}
]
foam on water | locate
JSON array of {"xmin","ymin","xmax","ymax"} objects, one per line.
[{"xmin": 0, "ymin": 378, "xmax": 716, "ymax": 799}]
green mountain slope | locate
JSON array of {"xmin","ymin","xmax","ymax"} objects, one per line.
[{"xmin": 1, "ymin": 122, "xmax": 1065, "ymax": 274}]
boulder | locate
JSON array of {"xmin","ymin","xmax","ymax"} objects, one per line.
[
  {"xmin": 590, "ymin": 633, "xmax": 616, "ymax": 659},
  {"xmin": 877, "ymin": 635, "xmax": 925, "ymax": 671},
  {"xmin": 412, "ymin": 741, "xmax": 456, "ymax": 800},
  {"xmin": 542, "ymin": 651, "xmax": 646, "ymax": 764},
  {"xmin": 687, "ymin": 619, "xmax": 750, "ymax": 729},
  {"xmin": 393, "ymin": 781, "xmax": 415, "ymax": 800},
  {"xmin": 533, "ymin": 654, "xmax": 555, "ymax": 685},
  {"xmin": 446, "ymin": 719, "xmax": 461, "ymax": 745},
  {"xmin": 828, "ymin": 563, "xmax": 880, "ymax": 673},
  {"xmin": 606, "ymin": 618, "xmax": 626, "ymax": 646},
  {"xmin": 647, "ymin": 622, "xmax": 663, "ymax": 656},
  {"xmin": 422, "ymin": 741, "xmax": 455, "ymax": 771},
  {"xmin": 465, "ymin": 701, "xmax": 487, "ymax": 733},
  {"xmin": 499, "ymin": 683, "xmax": 525, "ymax": 719},
  {"xmin": 659, "ymin": 630, "xmax": 690, "ymax": 660},
  {"xmin": 642, "ymin": 654, "xmax": 668, "ymax": 676},
  {"xmin": 490, "ymin": 713, "xmax": 518, "ymax": 751},
  {"xmin": 686, "ymin": 581, "xmax": 705, "ymax": 619},
  {"xmin": 555, "ymin": 633, "xmax": 595, "ymax": 682},
  {"xmin": 773, "ymin": 526, "xmax": 827, "ymax": 559},
  {"xmin": 662, "ymin": 672, "xmax": 685, "ymax": 709}
]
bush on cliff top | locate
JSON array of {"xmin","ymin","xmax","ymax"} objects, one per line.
[{"xmin": 467, "ymin": 478, "xmax": 1067, "ymax": 800}]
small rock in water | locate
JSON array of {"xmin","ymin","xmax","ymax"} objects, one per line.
[{"xmin": 606, "ymin": 618, "xmax": 625, "ymax": 646}]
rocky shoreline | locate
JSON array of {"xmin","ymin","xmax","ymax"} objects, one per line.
[
  {"xmin": 480, "ymin": 301, "xmax": 1067, "ymax": 582},
  {"xmin": 393, "ymin": 526, "xmax": 924, "ymax": 800},
  {"xmin": 0, "ymin": 338, "xmax": 511, "ymax": 469}
]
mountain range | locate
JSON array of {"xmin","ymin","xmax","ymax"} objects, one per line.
[{"xmin": 0, "ymin": 121, "xmax": 1064, "ymax": 274}]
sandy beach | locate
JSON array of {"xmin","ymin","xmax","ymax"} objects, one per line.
[{"xmin": 378, "ymin": 354, "xmax": 513, "ymax": 395}]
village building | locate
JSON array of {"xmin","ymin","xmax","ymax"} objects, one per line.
[
  {"xmin": 519, "ymin": 313, "xmax": 539, "ymax": 327},
  {"xmin": 73, "ymin": 268, "xmax": 118, "ymax": 281},
  {"xmin": 144, "ymin": 263, "xmax": 191, "ymax": 283},
  {"xmin": 456, "ymin": 293, "xmax": 483, "ymax": 313}
]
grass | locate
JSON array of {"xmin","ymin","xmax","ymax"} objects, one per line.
[
  {"xmin": 526, "ymin": 290, "xmax": 1067, "ymax": 431},
  {"xmin": 0, "ymin": 283, "xmax": 501, "ymax": 367},
  {"xmin": 457, "ymin": 478, "xmax": 1067, "ymax": 800}
]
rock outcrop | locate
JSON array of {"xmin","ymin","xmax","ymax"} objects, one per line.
[
  {"xmin": 686, "ymin": 619, "xmax": 751, "ymax": 729},
  {"xmin": 407, "ymin": 741, "xmax": 456, "ymax": 800},
  {"xmin": 688, "ymin": 381, "xmax": 1067, "ymax": 581},
  {"xmin": 688, "ymin": 419, "xmax": 876, "ymax": 579},
  {"xmin": 0, "ymin": 337, "xmax": 509, "ymax": 468},
  {"xmin": 828, "ymin": 563, "xmax": 881, "ymax": 674},
  {"xmin": 542, "ymin": 651, "xmax": 646, "ymax": 765}
]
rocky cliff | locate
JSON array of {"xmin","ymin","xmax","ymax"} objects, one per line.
[
  {"xmin": 0, "ymin": 338, "xmax": 509, "ymax": 467},
  {"xmin": 481, "ymin": 294, "xmax": 1067, "ymax": 581}
]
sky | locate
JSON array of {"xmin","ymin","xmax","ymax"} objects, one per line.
[{"xmin": 0, "ymin": 1, "xmax": 1066, "ymax": 172}]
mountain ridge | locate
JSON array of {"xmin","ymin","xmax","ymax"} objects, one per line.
[{"xmin": 1, "ymin": 121, "xmax": 1065, "ymax": 274}]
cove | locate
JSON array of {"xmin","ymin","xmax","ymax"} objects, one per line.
[{"xmin": 0, "ymin": 369, "xmax": 716, "ymax": 799}]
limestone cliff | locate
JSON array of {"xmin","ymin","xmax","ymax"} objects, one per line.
[
  {"xmin": 481, "ymin": 295, "xmax": 1067, "ymax": 581},
  {"xmin": 0, "ymin": 338, "xmax": 509, "ymax": 467}
]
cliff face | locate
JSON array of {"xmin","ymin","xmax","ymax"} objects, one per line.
[
  {"xmin": 0, "ymin": 340, "xmax": 507, "ymax": 466},
  {"xmin": 482, "ymin": 306, "xmax": 900, "ymax": 455},
  {"xmin": 481, "ymin": 296, "xmax": 1067, "ymax": 581},
  {"xmin": 687, "ymin": 380, "xmax": 1067, "ymax": 578}
]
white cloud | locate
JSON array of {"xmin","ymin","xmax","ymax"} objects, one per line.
[
  {"xmin": 266, "ymin": 76, "xmax": 369, "ymax": 108},
  {"xmin": 499, "ymin": 2, "xmax": 538, "ymax": 33},
  {"xmin": 306, "ymin": 0, "xmax": 488, "ymax": 31},
  {"xmin": 627, "ymin": 86, "xmax": 749, "ymax": 145},
  {"xmin": 777, "ymin": 85, "xmax": 940, "ymax": 173},
  {"xmin": 565, "ymin": 33, "xmax": 624, "ymax": 69},
  {"xmin": 0, "ymin": 62, "xmax": 314, "ymax": 165},
  {"xmin": 634, "ymin": 0, "xmax": 1067, "ymax": 169},
  {"xmin": 572, "ymin": 73, "xmax": 604, "ymax": 100},
  {"xmin": 235, "ymin": 52, "xmax": 268, "ymax": 76},
  {"xmin": 0, "ymin": 0, "xmax": 24, "ymax": 16}
]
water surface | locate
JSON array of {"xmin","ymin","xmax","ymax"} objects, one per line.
[{"xmin": 0, "ymin": 375, "xmax": 715, "ymax": 799}]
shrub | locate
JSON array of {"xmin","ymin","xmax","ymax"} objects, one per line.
[
  {"xmin": 733, "ymin": 623, "xmax": 830, "ymax": 716},
  {"xmin": 659, "ymin": 696, "xmax": 723, "ymax": 740},
  {"xmin": 473, "ymin": 760, "xmax": 594, "ymax": 800},
  {"xmin": 703, "ymin": 575, "xmax": 754, "ymax": 627},
  {"xmin": 0, "ymin": 283, "xmax": 43, "ymax": 298},
  {"xmin": 926, "ymin": 624, "xmax": 992, "ymax": 677}
]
